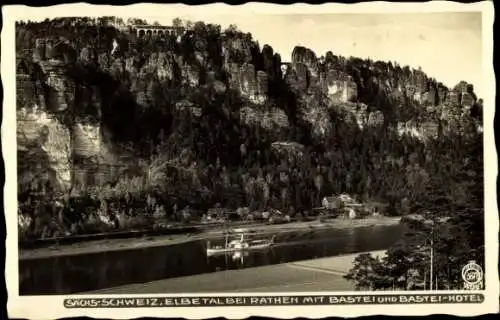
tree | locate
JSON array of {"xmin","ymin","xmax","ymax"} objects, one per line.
[
  {"xmin": 172, "ymin": 18, "xmax": 183, "ymax": 28},
  {"xmin": 194, "ymin": 21, "xmax": 207, "ymax": 34},
  {"xmin": 348, "ymin": 166, "xmax": 483, "ymax": 291},
  {"xmin": 226, "ymin": 24, "xmax": 239, "ymax": 34},
  {"xmin": 127, "ymin": 18, "xmax": 147, "ymax": 26},
  {"xmin": 137, "ymin": 150, "xmax": 169, "ymax": 193},
  {"xmin": 344, "ymin": 253, "xmax": 386, "ymax": 290},
  {"xmin": 185, "ymin": 20, "xmax": 194, "ymax": 30}
]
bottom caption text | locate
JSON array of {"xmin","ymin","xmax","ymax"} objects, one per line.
[{"xmin": 63, "ymin": 294, "xmax": 484, "ymax": 308}]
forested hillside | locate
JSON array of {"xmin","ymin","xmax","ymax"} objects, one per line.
[{"xmin": 16, "ymin": 16, "xmax": 483, "ymax": 254}]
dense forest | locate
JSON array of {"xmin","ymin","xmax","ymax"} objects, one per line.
[{"xmin": 15, "ymin": 17, "xmax": 484, "ymax": 283}]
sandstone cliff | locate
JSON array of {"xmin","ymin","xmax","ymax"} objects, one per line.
[{"xmin": 15, "ymin": 18, "xmax": 483, "ymax": 216}]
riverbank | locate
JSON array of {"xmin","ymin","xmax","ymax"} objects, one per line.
[
  {"xmin": 19, "ymin": 216, "xmax": 401, "ymax": 260},
  {"xmin": 88, "ymin": 250, "xmax": 387, "ymax": 294}
]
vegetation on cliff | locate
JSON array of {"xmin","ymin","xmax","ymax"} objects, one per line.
[{"xmin": 16, "ymin": 16, "xmax": 483, "ymax": 282}]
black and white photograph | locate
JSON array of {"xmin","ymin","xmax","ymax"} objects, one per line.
[{"xmin": 2, "ymin": 1, "xmax": 497, "ymax": 318}]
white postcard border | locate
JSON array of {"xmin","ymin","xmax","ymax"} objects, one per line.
[{"xmin": 2, "ymin": 1, "xmax": 498, "ymax": 319}]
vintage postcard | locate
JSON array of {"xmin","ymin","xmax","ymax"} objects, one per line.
[{"xmin": 2, "ymin": 1, "xmax": 498, "ymax": 319}]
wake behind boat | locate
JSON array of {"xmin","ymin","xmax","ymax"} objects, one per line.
[{"xmin": 206, "ymin": 228, "xmax": 276, "ymax": 257}]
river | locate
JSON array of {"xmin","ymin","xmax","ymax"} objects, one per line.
[{"xmin": 19, "ymin": 224, "xmax": 405, "ymax": 295}]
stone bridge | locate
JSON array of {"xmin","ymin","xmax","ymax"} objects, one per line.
[{"xmin": 134, "ymin": 25, "xmax": 184, "ymax": 38}]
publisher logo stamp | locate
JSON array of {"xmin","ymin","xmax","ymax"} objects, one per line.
[{"xmin": 462, "ymin": 260, "xmax": 483, "ymax": 290}]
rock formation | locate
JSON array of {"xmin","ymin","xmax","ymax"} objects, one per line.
[
  {"xmin": 255, "ymin": 71, "xmax": 269, "ymax": 104},
  {"xmin": 445, "ymin": 90, "xmax": 460, "ymax": 106},
  {"xmin": 239, "ymin": 63, "xmax": 257, "ymax": 98},
  {"xmin": 323, "ymin": 70, "xmax": 358, "ymax": 103},
  {"xmin": 292, "ymin": 46, "xmax": 319, "ymax": 80},
  {"xmin": 17, "ymin": 105, "xmax": 72, "ymax": 191},
  {"xmin": 271, "ymin": 141, "xmax": 305, "ymax": 159},
  {"xmin": 221, "ymin": 36, "xmax": 253, "ymax": 69},
  {"xmin": 240, "ymin": 106, "xmax": 289, "ymax": 130},
  {"xmin": 39, "ymin": 60, "xmax": 75, "ymax": 112},
  {"xmin": 15, "ymin": 19, "xmax": 483, "ymax": 201},
  {"xmin": 461, "ymin": 92, "xmax": 475, "ymax": 110},
  {"xmin": 396, "ymin": 120, "xmax": 439, "ymax": 141},
  {"xmin": 288, "ymin": 46, "xmax": 359, "ymax": 104},
  {"xmin": 225, "ymin": 62, "xmax": 269, "ymax": 105},
  {"xmin": 367, "ymin": 110, "xmax": 385, "ymax": 127}
]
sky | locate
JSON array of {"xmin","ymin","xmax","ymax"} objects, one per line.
[{"xmin": 26, "ymin": 9, "xmax": 484, "ymax": 98}]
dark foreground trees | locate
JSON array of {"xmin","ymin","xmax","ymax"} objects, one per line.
[{"xmin": 345, "ymin": 130, "xmax": 484, "ymax": 291}]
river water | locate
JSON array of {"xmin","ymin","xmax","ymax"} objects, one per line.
[{"xmin": 19, "ymin": 224, "xmax": 405, "ymax": 295}]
